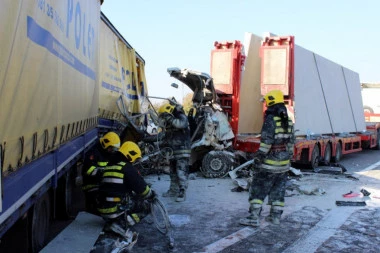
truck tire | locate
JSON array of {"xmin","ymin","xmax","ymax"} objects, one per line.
[
  {"xmin": 310, "ymin": 145, "xmax": 320, "ymax": 169},
  {"xmin": 29, "ymin": 192, "xmax": 51, "ymax": 252},
  {"xmin": 333, "ymin": 142, "xmax": 342, "ymax": 162},
  {"xmin": 57, "ymin": 166, "xmax": 85, "ymax": 219},
  {"xmin": 323, "ymin": 143, "xmax": 332, "ymax": 164},
  {"xmin": 200, "ymin": 151, "xmax": 233, "ymax": 178}
]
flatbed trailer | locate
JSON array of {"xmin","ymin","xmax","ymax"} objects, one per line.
[{"xmin": 210, "ymin": 34, "xmax": 380, "ymax": 169}]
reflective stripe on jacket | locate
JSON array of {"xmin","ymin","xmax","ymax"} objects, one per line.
[
  {"xmin": 97, "ymin": 162, "xmax": 126, "ymax": 218},
  {"xmin": 259, "ymin": 115, "xmax": 295, "ymax": 173}
]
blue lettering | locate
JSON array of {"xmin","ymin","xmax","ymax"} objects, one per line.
[
  {"xmin": 74, "ymin": 3, "xmax": 81, "ymax": 50},
  {"xmin": 87, "ymin": 24, "xmax": 94, "ymax": 60},
  {"xmin": 38, "ymin": 0, "xmax": 45, "ymax": 13},
  {"xmin": 82, "ymin": 12, "xmax": 86, "ymax": 56},
  {"xmin": 66, "ymin": 0, "xmax": 73, "ymax": 38}
]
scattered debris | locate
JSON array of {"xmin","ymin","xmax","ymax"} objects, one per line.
[
  {"xmin": 342, "ymin": 191, "xmax": 361, "ymax": 198},
  {"xmin": 313, "ymin": 166, "xmax": 344, "ymax": 175},
  {"xmin": 360, "ymin": 188, "xmax": 371, "ymax": 196},
  {"xmin": 233, "ymin": 178, "xmax": 249, "ymax": 190},
  {"xmin": 298, "ymin": 185, "xmax": 326, "ymax": 196},
  {"xmin": 289, "ymin": 167, "xmax": 302, "ymax": 176},
  {"xmin": 231, "ymin": 186, "xmax": 246, "ymax": 192},
  {"xmin": 336, "ymin": 201, "xmax": 366, "ymax": 206},
  {"xmin": 318, "ymin": 161, "xmax": 347, "ymax": 173},
  {"xmin": 344, "ymin": 174, "xmax": 359, "ymax": 180},
  {"xmin": 228, "ymin": 160, "xmax": 255, "ymax": 179}
]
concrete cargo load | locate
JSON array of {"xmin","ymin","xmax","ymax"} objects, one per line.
[
  {"xmin": 0, "ymin": 0, "xmax": 100, "ymax": 174},
  {"xmin": 290, "ymin": 45, "xmax": 366, "ymax": 136},
  {"xmin": 245, "ymin": 33, "xmax": 367, "ymax": 136}
]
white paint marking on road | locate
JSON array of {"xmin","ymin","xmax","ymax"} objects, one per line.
[
  {"xmin": 193, "ymin": 226, "xmax": 258, "ymax": 253},
  {"xmin": 358, "ymin": 160, "xmax": 380, "ymax": 172},
  {"xmin": 193, "ymin": 159, "xmax": 380, "ymax": 253},
  {"xmin": 282, "ymin": 207, "xmax": 356, "ymax": 253}
]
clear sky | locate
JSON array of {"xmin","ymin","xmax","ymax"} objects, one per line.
[{"xmin": 101, "ymin": 0, "xmax": 379, "ymax": 102}]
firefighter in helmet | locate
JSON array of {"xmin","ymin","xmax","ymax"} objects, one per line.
[
  {"xmin": 240, "ymin": 90, "xmax": 295, "ymax": 227},
  {"xmin": 82, "ymin": 131, "xmax": 121, "ymax": 214},
  {"xmin": 158, "ymin": 101, "xmax": 191, "ymax": 202},
  {"xmin": 96, "ymin": 141, "xmax": 156, "ymax": 233}
]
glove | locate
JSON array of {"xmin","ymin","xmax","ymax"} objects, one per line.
[
  {"xmin": 252, "ymin": 151, "xmax": 266, "ymax": 166},
  {"xmin": 144, "ymin": 189, "xmax": 156, "ymax": 202}
]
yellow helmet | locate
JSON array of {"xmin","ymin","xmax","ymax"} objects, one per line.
[
  {"xmin": 158, "ymin": 103, "xmax": 175, "ymax": 114},
  {"xmin": 119, "ymin": 141, "xmax": 142, "ymax": 163},
  {"xmin": 263, "ymin": 90, "xmax": 284, "ymax": 106},
  {"xmin": 99, "ymin": 132, "xmax": 121, "ymax": 150}
]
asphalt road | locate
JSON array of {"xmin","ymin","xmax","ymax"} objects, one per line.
[
  {"xmin": 125, "ymin": 149, "xmax": 380, "ymax": 253},
  {"xmin": 43, "ymin": 149, "xmax": 380, "ymax": 253}
]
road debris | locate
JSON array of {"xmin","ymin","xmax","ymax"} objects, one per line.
[
  {"xmin": 342, "ymin": 191, "xmax": 361, "ymax": 198},
  {"xmin": 335, "ymin": 201, "xmax": 366, "ymax": 206},
  {"xmin": 360, "ymin": 188, "xmax": 371, "ymax": 196}
]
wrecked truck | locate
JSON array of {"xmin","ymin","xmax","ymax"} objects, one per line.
[{"xmin": 167, "ymin": 68, "xmax": 239, "ymax": 178}]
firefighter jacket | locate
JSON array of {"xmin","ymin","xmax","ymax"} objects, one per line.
[
  {"xmin": 257, "ymin": 110, "xmax": 295, "ymax": 173},
  {"xmin": 82, "ymin": 143, "xmax": 112, "ymax": 193},
  {"xmin": 159, "ymin": 110, "xmax": 191, "ymax": 160},
  {"xmin": 96, "ymin": 156, "xmax": 152, "ymax": 219}
]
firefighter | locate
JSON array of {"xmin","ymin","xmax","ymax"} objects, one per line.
[
  {"xmin": 81, "ymin": 131, "xmax": 121, "ymax": 214},
  {"xmin": 158, "ymin": 101, "xmax": 191, "ymax": 202},
  {"xmin": 96, "ymin": 141, "xmax": 156, "ymax": 233},
  {"xmin": 239, "ymin": 90, "xmax": 295, "ymax": 227}
]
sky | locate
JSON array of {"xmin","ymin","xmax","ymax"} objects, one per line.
[{"xmin": 101, "ymin": 0, "xmax": 380, "ymax": 102}]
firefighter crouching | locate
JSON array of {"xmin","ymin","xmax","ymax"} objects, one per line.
[
  {"xmin": 96, "ymin": 141, "xmax": 156, "ymax": 233},
  {"xmin": 240, "ymin": 90, "xmax": 295, "ymax": 227},
  {"xmin": 81, "ymin": 131, "xmax": 121, "ymax": 214},
  {"xmin": 158, "ymin": 101, "xmax": 191, "ymax": 202}
]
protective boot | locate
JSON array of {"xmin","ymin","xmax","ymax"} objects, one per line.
[
  {"xmin": 175, "ymin": 189, "xmax": 186, "ymax": 202},
  {"xmin": 265, "ymin": 206, "xmax": 283, "ymax": 225},
  {"xmin": 239, "ymin": 204, "xmax": 262, "ymax": 227},
  {"xmin": 162, "ymin": 181, "xmax": 179, "ymax": 197}
]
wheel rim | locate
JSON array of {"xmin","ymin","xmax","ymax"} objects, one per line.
[
  {"xmin": 201, "ymin": 152, "xmax": 232, "ymax": 178},
  {"xmin": 210, "ymin": 158, "xmax": 223, "ymax": 171}
]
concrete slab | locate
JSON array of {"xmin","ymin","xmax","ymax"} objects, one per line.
[{"xmin": 41, "ymin": 212, "xmax": 105, "ymax": 253}]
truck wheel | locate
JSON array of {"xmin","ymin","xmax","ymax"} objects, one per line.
[
  {"xmin": 57, "ymin": 167, "xmax": 85, "ymax": 219},
  {"xmin": 310, "ymin": 145, "xmax": 320, "ymax": 169},
  {"xmin": 323, "ymin": 143, "xmax": 332, "ymax": 164},
  {"xmin": 30, "ymin": 192, "xmax": 51, "ymax": 252},
  {"xmin": 333, "ymin": 142, "xmax": 342, "ymax": 162},
  {"xmin": 200, "ymin": 151, "xmax": 233, "ymax": 178}
]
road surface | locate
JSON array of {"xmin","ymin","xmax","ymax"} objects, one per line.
[{"xmin": 44, "ymin": 149, "xmax": 380, "ymax": 253}]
